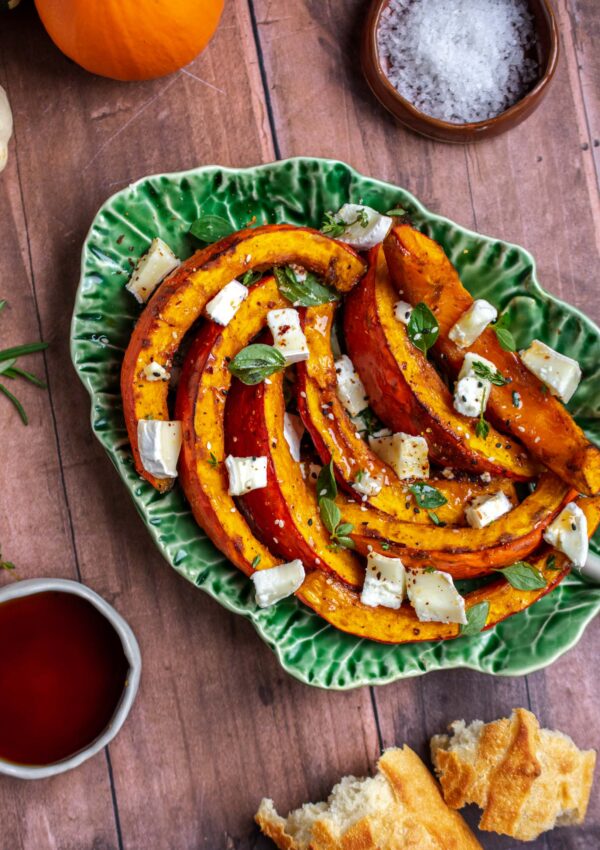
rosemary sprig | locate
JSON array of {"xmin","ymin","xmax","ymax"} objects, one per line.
[{"xmin": 0, "ymin": 303, "xmax": 48, "ymax": 424}]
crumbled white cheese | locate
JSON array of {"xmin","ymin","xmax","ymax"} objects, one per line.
[
  {"xmin": 394, "ymin": 300, "xmax": 413, "ymax": 325},
  {"xmin": 267, "ymin": 309, "xmax": 309, "ymax": 364},
  {"xmin": 406, "ymin": 569, "xmax": 467, "ymax": 624},
  {"xmin": 225, "ymin": 455, "xmax": 268, "ymax": 496},
  {"xmin": 368, "ymin": 432, "xmax": 429, "ymax": 480},
  {"xmin": 332, "ymin": 204, "xmax": 393, "ymax": 250},
  {"xmin": 251, "ymin": 560, "xmax": 305, "ymax": 607},
  {"xmin": 465, "ymin": 491, "xmax": 512, "ymax": 528},
  {"xmin": 283, "ymin": 412, "xmax": 304, "ymax": 462},
  {"xmin": 137, "ymin": 419, "xmax": 182, "ymax": 479},
  {"xmin": 543, "ymin": 501, "xmax": 588, "ymax": 567},
  {"xmin": 205, "ymin": 280, "xmax": 248, "ymax": 326},
  {"xmin": 142, "ymin": 362, "xmax": 171, "ymax": 382},
  {"xmin": 361, "ymin": 552, "xmax": 406, "ymax": 609},
  {"xmin": 449, "ymin": 299, "xmax": 497, "ymax": 348},
  {"xmin": 352, "ymin": 470, "xmax": 382, "ymax": 497},
  {"xmin": 335, "ymin": 354, "xmax": 369, "ymax": 418},
  {"xmin": 126, "ymin": 238, "xmax": 180, "ymax": 303},
  {"xmin": 453, "ymin": 374, "xmax": 490, "ymax": 418},
  {"xmin": 458, "ymin": 351, "xmax": 498, "ymax": 381},
  {"xmin": 520, "ymin": 339, "xmax": 581, "ymax": 403}
]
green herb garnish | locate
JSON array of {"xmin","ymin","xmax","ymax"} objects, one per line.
[
  {"xmin": 0, "ymin": 548, "xmax": 15, "ymax": 572},
  {"xmin": 251, "ymin": 555, "xmax": 261, "ymax": 569},
  {"xmin": 471, "ymin": 361, "xmax": 510, "ymax": 386},
  {"xmin": 380, "ymin": 542, "xmax": 391, "ymax": 551},
  {"xmin": 493, "ymin": 313, "xmax": 517, "ymax": 352},
  {"xmin": 274, "ymin": 266, "xmax": 338, "ymax": 307},
  {"xmin": 228, "ymin": 343, "xmax": 286, "ymax": 385},
  {"xmin": 320, "ymin": 498, "xmax": 355, "ymax": 550},
  {"xmin": 460, "ymin": 601, "xmax": 490, "ymax": 636},
  {"xmin": 428, "ymin": 511, "xmax": 446, "ymax": 527},
  {"xmin": 409, "ymin": 482, "xmax": 448, "ymax": 510},
  {"xmin": 386, "ymin": 207, "xmax": 407, "ymax": 216},
  {"xmin": 321, "ymin": 208, "xmax": 369, "ymax": 238},
  {"xmin": 316, "ymin": 460, "xmax": 337, "ymax": 501},
  {"xmin": 208, "ymin": 452, "xmax": 219, "ymax": 467},
  {"xmin": 240, "ymin": 270, "xmax": 263, "ymax": 287},
  {"xmin": 189, "ymin": 214, "xmax": 234, "ymax": 242},
  {"xmin": 475, "ymin": 390, "xmax": 490, "ymax": 440},
  {"xmin": 546, "ymin": 554, "xmax": 560, "ymax": 571},
  {"xmin": 494, "ymin": 561, "xmax": 547, "ymax": 590},
  {"xmin": 407, "ymin": 302, "xmax": 439, "ymax": 356}
]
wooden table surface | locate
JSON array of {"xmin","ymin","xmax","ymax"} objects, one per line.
[{"xmin": 1, "ymin": 2, "xmax": 599, "ymax": 848}]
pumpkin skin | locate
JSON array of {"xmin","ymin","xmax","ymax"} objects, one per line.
[{"xmin": 34, "ymin": 0, "xmax": 225, "ymax": 81}]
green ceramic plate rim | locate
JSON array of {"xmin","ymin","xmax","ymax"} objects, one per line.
[{"xmin": 71, "ymin": 157, "xmax": 600, "ymax": 690}]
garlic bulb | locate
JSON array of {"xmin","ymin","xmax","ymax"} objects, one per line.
[{"xmin": 0, "ymin": 86, "xmax": 13, "ymax": 173}]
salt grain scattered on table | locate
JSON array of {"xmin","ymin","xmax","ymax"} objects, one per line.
[{"xmin": 377, "ymin": 0, "xmax": 540, "ymax": 124}]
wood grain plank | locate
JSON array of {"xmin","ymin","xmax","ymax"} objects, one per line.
[
  {"xmin": 0, "ymin": 39, "xmax": 121, "ymax": 850},
  {"xmin": 565, "ymin": 0, "xmax": 600, "ymax": 183},
  {"xmin": 1, "ymin": 4, "xmax": 378, "ymax": 849}
]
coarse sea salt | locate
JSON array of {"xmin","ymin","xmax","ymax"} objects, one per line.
[{"xmin": 377, "ymin": 0, "xmax": 540, "ymax": 124}]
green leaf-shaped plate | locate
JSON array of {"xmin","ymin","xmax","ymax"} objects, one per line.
[{"xmin": 71, "ymin": 158, "xmax": 600, "ymax": 689}]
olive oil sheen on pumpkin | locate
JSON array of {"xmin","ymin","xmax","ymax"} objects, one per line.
[{"xmin": 0, "ymin": 591, "xmax": 129, "ymax": 766}]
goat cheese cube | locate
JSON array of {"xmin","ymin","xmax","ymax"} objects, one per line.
[
  {"xmin": 449, "ymin": 300, "xmax": 498, "ymax": 349},
  {"xmin": 335, "ymin": 355, "xmax": 368, "ymax": 417},
  {"xmin": 453, "ymin": 375, "xmax": 490, "ymax": 418},
  {"xmin": 352, "ymin": 470, "xmax": 382, "ymax": 497},
  {"xmin": 520, "ymin": 340, "xmax": 581, "ymax": 403},
  {"xmin": 361, "ymin": 553, "xmax": 406, "ymax": 609},
  {"xmin": 126, "ymin": 238, "xmax": 180, "ymax": 303},
  {"xmin": 368, "ymin": 432, "xmax": 429, "ymax": 480},
  {"xmin": 406, "ymin": 569, "xmax": 467, "ymax": 625},
  {"xmin": 267, "ymin": 309, "xmax": 309, "ymax": 364},
  {"xmin": 283, "ymin": 412, "xmax": 304, "ymax": 462},
  {"xmin": 225, "ymin": 455, "xmax": 268, "ymax": 496},
  {"xmin": 458, "ymin": 352, "xmax": 498, "ymax": 381},
  {"xmin": 394, "ymin": 300, "xmax": 413, "ymax": 325},
  {"xmin": 205, "ymin": 280, "xmax": 248, "ymax": 326},
  {"xmin": 251, "ymin": 559, "xmax": 305, "ymax": 608},
  {"xmin": 142, "ymin": 361, "xmax": 171, "ymax": 382},
  {"xmin": 137, "ymin": 419, "xmax": 182, "ymax": 479},
  {"xmin": 332, "ymin": 204, "xmax": 393, "ymax": 250},
  {"xmin": 543, "ymin": 501, "xmax": 588, "ymax": 567},
  {"xmin": 465, "ymin": 491, "xmax": 512, "ymax": 528}
]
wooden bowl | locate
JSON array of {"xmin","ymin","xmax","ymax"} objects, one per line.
[{"xmin": 361, "ymin": 0, "xmax": 560, "ymax": 144}]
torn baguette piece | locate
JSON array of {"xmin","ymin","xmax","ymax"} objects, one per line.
[
  {"xmin": 256, "ymin": 746, "xmax": 482, "ymax": 850},
  {"xmin": 430, "ymin": 707, "xmax": 596, "ymax": 842}
]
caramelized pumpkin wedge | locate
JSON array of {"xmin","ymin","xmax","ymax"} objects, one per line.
[
  {"xmin": 384, "ymin": 223, "xmax": 600, "ymax": 495},
  {"xmin": 344, "ymin": 245, "xmax": 535, "ymax": 479},
  {"xmin": 339, "ymin": 472, "xmax": 574, "ymax": 577},
  {"xmin": 175, "ymin": 276, "xmax": 289, "ymax": 574},
  {"xmin": 299, "ymin": 495, "xmax": 600, "ymax": 645},
  {"xmin": 225, "ymin": 369, "xmax": 364, "ymax": 588},
  {"xmin": 297, "ymin": 302, "xmax": 518, "ymax": 525},
  {"xmin": 123, "ymin": 224, "xmax": 366, "ymax": 491}
]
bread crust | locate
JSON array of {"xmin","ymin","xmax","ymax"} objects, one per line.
[
  {"xmin": 431, "ymin": 708, "xmax": 596, "ymax": 841},
  {"xmin": 255, "ymin": 746, "xmax": 482, "ymax": 850}
]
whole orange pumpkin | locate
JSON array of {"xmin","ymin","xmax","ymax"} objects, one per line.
[{"xmin": 34, "ymin": 0, "xmax": 225, "ymax": 81}]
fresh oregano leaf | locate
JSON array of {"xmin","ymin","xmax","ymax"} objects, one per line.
[
  {"xmin": 316, "ymin": 460, "xmax": 338, "ymax": 501},
  {"xmin": 409, "ymin": 482, "xmax": 448, "ymax": 510},
  {"xmin": 407, "ymin": 302, "xmax": 439, "ymax": 355},
  {"xmin": 240, "ymin": 270, "xmax": 263, "ymax": 287},
  {"xmin": 274, "ymin": 265, "xmax": 338, "ymax": 307},
  {"xmin": 460, "ymin": 601, "xmax": 490, "ymax": 636},
  {"xmin": 319, "ymin": 497, "xmax": 341, "ymax": 535},
  {"xmin": 493, "ymin": 313, "xmax": 517, "ymax": 352},
  {"xmin": 251, "ymin": 555, "xmax": 261, "ymax": 569},
  {"xmin": 495, "ymin": 562, "xmax": 547, "ymax": 590},
  {"xmin": 228, "ymin": 343, "xmax": 286, "ymax": 385},
  {"xmin": 189, "ymin": 214, "xmax": 234, "ymax": 242}
]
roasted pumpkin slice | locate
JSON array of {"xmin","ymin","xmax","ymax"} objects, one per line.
[
  {"xmin": 338, "ymin": 472, "xmax": 575, "ymax": 577},
  {"xmin": 384, "ymin": 223, "xmax": 600, "ymax": 495},
  {"xmin": 344, "ymin": 245, "xmax": 535, "ymax": 479},
  {"xmin": 224, "ymin": 370, "xmax": 364, "ymax": 588},
  {"xmin": 299, "ymin": 495, "xmax": 600, "ymax": 645},
  {"xmin": 297, "ymin": 302, "xmax": 517, "ymax": 525},
  {"xmin": 123, "ymin": 224, "xmax": 366, "ymax": 491},
  {"xmin": 175, "ymin": 276, "xmax": 289, "ymax": 574}
]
